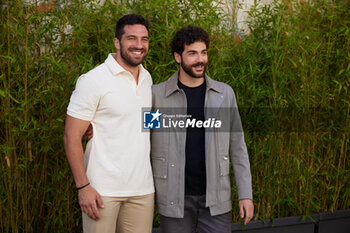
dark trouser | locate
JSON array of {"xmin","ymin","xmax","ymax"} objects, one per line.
[{"xmin": 159, "ymin": 195, "xmax": 232, "ymax": 233}]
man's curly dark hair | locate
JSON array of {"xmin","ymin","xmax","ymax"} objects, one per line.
[{"xmin": 170, "ymin": 26, "xmax": 210, "ymax": 56}]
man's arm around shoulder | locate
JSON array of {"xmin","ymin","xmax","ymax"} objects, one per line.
[{"xmin": 64, "ymin": 115, "xmax": 104, "ymax": 220}]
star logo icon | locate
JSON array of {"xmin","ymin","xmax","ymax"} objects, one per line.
[
  {"xmin": 143, "ymin": 109, "xmax": 162, "ymax": 129},
  {"xmin": 150, "ymin": 109, "xmax": 162, "ymax": 122}
]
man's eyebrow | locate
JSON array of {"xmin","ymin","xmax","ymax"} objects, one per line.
[
  {"xmin": 186, "ymin": 49, "xmax": 207, "ymax": 53},
  {"xmin": 126, "ymin": 35, "xmax": 149, "ymax": 39}
]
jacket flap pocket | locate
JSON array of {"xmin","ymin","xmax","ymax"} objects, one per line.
[
  {"xmin": 219, "ymin": 155, "xmax": 230, "ymax": 176},
  {"xmin": 152, "ymin": 156, "xmax": 168, "ymax": 179}
]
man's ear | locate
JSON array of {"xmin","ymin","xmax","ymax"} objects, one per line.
[
  {"xmin": 114, "ymin": 38, "xmax": 120, "ymax": 50},
  {"xmin": 174, "ymin": 52, "xmax": 181, "ymax": 64}
]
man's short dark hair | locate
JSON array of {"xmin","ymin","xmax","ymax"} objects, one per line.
[
  {"xmin": 170, "ymin": 26, "xmax": 210, "ymax": 55},
  {"xmin": 115, "ymin": 14, "xmax": 149, "ymax": 40}
]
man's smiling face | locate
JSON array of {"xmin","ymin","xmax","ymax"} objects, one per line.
[
  {"xmin": 176, "ymin": 41, "xmax": 208, "ymax": 79},
  {"xmin": 117, "ymin": 24, "xmax": 149, "ymax": 67}
]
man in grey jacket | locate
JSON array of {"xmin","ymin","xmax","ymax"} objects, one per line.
[{"xmin": 151, "ymin": 26, "xmax": 254, "ymax": 233}]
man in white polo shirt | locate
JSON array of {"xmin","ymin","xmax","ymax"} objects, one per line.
[{"xmin": 64, "ymin": 14, "xmax": 154, "ymax": 233}]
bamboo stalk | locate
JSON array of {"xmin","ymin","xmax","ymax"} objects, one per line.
[
  {"xmin": 24, "ymin": 2, "xmax": 29, "ymax": 231},
  {"xmin": 6, "ymin": 0, "xmax": 15, "ymax": 231}
]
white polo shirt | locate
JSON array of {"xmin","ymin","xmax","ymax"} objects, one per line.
[{"xmin": 67, "ymin": 53, "xmax": 154, "ymax": 196}]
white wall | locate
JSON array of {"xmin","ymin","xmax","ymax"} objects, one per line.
[{"xmin": 222, "ymin": 0, "xmax": 274, "ymax": 35}]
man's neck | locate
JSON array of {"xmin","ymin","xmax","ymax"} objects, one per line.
[
  {"xmin": 178, "ymin": 68, "xmax": 205, "ymax": 87},
  {"xmin": 113, "ymin": 54, "xmax": 140, "ymax": 84}
]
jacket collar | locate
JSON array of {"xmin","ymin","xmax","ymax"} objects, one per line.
[{"xmin": 165, "ymin": 70, "xmax": 223, "ymax": 97}]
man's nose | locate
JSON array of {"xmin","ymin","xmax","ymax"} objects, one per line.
[
  {"xmin": 197, "ymin": 54, "xmax": 204, "ymax": 62},
  {"xmin": 134, "ymin": 39, "xmax": 143, "ymax": 48}
]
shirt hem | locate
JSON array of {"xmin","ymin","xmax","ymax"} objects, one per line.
[{"xmin": 98, "ymin": 188, "xmax": 155, "ymax": 197}]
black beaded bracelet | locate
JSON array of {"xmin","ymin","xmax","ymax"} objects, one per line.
[{"xmin": 77, "ymin": 183, "xmax": 90, "ymax": 191}]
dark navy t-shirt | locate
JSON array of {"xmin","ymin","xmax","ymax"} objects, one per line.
[{"xmin": 178, "ymin": 81, "xmax": 207, "ymax": 196}]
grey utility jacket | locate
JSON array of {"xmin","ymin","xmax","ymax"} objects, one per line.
[{"xmin": 151, "ymin": 71, "xmax": 252, "ymax": 218}]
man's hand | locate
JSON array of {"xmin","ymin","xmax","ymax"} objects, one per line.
[
  {"xmin": 85, "ymin": 124, "xmax": 93, "ymax": 141},
  {"xmin": 239, "ymin": 199, "xmax": 254, "ymax": 225},
  {"xmin": 78, "ymin": 185, "xmax": 104, "ymax": 220}
]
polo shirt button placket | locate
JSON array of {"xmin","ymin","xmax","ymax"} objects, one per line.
[{"xmin": 128, "ymin": 73, "xmax": 137, "ymax": 94}]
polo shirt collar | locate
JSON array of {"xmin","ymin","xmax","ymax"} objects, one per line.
[
  {"xmin": 165, "ymin": 70, "xmax": 223, "ymax": 97},
  {"xmin": 105, "ymin": 53, "xmax": 125, "ymax": 75},
  {"xmin": 105, "ymin": 53, "xmax": 148, "ymax": 79}
]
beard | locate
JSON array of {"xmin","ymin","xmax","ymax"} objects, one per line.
[
  {"xmin": 180, "ymin": 61, "xmax": 207, "ymax": 78},
  {"xmin": 120, "ymin": 43, "xmax": 147, "ymax": 67}
]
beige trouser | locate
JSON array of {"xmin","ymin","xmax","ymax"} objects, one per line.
[{"xmin": 82, "ymin": 193, "xmax": 154, "ymax": 233}]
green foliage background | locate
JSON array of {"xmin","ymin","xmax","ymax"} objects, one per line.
[{"xmin": 0, "ymin": 0, "xmax": 349, "ymax": 232}]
